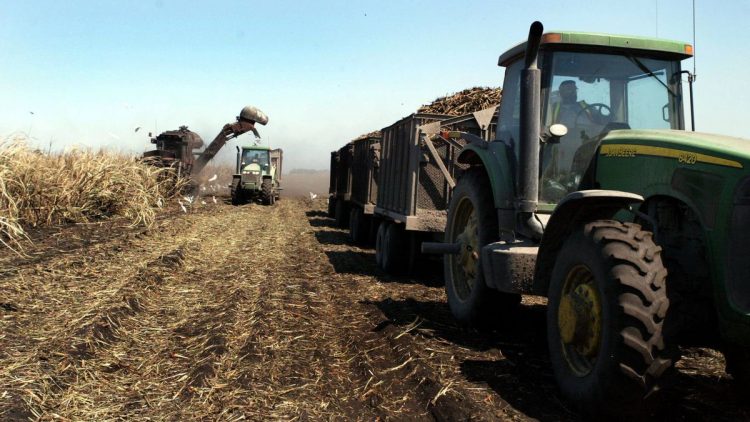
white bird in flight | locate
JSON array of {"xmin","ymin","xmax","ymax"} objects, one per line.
[
  {"xmin": 309, "ymin": 192, "xmax": 317, "ymax": 200},
  {"xmin": 208, "ymin": 174, "xmax": 218, "ymax": 182}
]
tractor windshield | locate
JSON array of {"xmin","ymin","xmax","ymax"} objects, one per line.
[
  {"xmin": 241, "ymin": 149, "xmax": 270, "ymax": 169},
  {"xmin": 539, "ymin": 50, "xmax": 683, "ymax": 203}
]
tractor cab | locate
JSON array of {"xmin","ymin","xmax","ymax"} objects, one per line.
[
  {"xmin": 239, "ymin": 147, "xmax": 271, "ymax": 175},
  {"xmin": 495, "ymin": 32, "xmax": 693, "ymax": 205}
]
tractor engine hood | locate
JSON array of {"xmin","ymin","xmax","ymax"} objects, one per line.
[
  {"xmin": 242, "ymin": 163, "xmax": 262, "ymax": 173},
  {"xmin": 598, "ymin": 129, "xmax": 750, "ymax": 167}
]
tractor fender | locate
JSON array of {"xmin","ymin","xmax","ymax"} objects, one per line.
[
  {"xmin": 457, "ymin": 142, "xmax": 515, "ymax": 209},
  {"xmin": 532, "ymin": 190, "xmax": 644, "ymax": 295}
]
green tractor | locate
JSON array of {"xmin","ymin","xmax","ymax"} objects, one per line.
[
  {"xmin": 423, "ymin": 21, "xmax": 750, "ymax": 414},
  {"xmin": 231, "ymin": 145, "xmax": 283, "ymax": 205}
]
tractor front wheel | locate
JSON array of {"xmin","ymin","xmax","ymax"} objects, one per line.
[
  {"xmin": 261, "ymin": 179, "xmax": 275, "ymax": 205},
  {"xmin": 547, "ymin": 220, "xmax": 671, "ymax": 415},
  {"xmin": 444, "ymin": 169, "xmax": 520, "ymax": 326},
  {"xmin": 231, "ymin": 181, "xmax": 243, "ymax": 206}
]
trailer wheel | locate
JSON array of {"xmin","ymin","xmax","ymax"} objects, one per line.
[
  {"xmin": 261, "ymin": 179, "xmax": 275, "ymax": 205},
  {"xmin": 349, "ymin": 207, "xmax": 369, "ymax": 245},
  {"xmin": 334, "ymin": 200, "xmax": 349, "ymax": 228},
  {"xmin": 547, "ymin": 220, "xmax": 671, "ymax": 415},
  {"xmin": 327, "ymin": 197, "xmax": 336, "ymax": 218},
  {"xmin": 376, "ymin": 221, "xmax": 406, "ymax": 273},
  {"xmin": 375, "ymin": 221, "xmax": 387, "ymax": 268},
  {"xmin": 444, "ymin": 169, "xmax": 520, "ymax": 325}
]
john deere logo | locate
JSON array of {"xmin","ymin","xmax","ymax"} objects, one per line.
[
  {"xmin": 600, "ymin": 144, "xmax": 742, "ymax": 169},
  {"xmin": 603, "ymin": 147, "xmax": 636, "ymax": 158}
]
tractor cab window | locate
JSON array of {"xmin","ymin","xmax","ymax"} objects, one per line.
[
  {"xmin": 496, "ymin": 60, "xmax": 524, "ymax": 150},
  {"xmin": 241, "ymin": 150, "xmax": 270, "ymax": 169},
  {"xmin": 539, "ymin": 51, "xmax": 683, "ymax": 203}
]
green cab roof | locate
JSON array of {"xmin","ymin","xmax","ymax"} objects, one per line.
[
  {"xmin": 240, "ymin": 145, "xmax": 271, "ymax": 150},
  {"xmin": 498, "ymin": 31, "xmax": 693, "ymax": 67}
]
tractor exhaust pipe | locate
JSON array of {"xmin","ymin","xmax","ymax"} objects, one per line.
[{"xmin": 517, "ymin": 21, "xmax": 545, "ymax": 241}]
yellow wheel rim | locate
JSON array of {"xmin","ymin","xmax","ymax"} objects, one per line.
[
  {"xmin": 449, "ymin": 197, "xmax": 480, "ymax": 301},
  {"xmin": 557, "ymin": 264, "xmax": 602, "ymax": 377}
]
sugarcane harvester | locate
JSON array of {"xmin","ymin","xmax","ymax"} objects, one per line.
[{"xmin": 142, "ymin": 105, "xmax": 269, "ymax": 183}]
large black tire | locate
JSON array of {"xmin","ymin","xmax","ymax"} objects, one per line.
[
  {"xmin": 375, "ymin": 221, "xmax": 387, "ymax": 269},
  {"xmin": 261, "ymin": 179, "xmax": 275, "ymax": 205},
  {"xmin": 547, "ymin": 220, "xmax": 671, "ymax": 416},
  {"xmin": 231, "ymin": 180, "xmax": 243, "ymax": 206},
  {"xmin": 349, "ymin": 207, "xmax": 369, "ymax": 245},
  {"xmin": 334, "ymin": 199, "xmax": 349, "ymax": 228},
  {"xmin": 725, "ymin": 345, "xmax": 750, "ymax": 389},
  {"xmin": 327, "ymin": 197, "xmax": 336, "ymax": 218},
  {"xmin": 444, "ymin": 169, "xmax": 520, "ymax": 325},
  {"xmin": 376, "ymin": 221, "xmax": 406, "ymax": 274}
]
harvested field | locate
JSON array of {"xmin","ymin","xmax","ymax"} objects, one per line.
[{"xmin": 1, "ymin": 198, "xmax": 748, "ymax": 420}]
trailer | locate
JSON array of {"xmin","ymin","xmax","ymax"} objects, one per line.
[
  {"xmin": 374, "ymin": 106, "xmax": 497, "ymax": 273},
  {"xmin": 328, "ymin": 143, "xmax": 354, "ymax": 227},
  {"xmin": 346, "ymin": 133, "xmax": 382, "ymax": 244}
]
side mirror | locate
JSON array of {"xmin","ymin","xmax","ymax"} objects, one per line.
[
  {"xmin": 542, "ymin": 124, "xmax": 568, "ymax": 144},
  {"xmin": 662, "ymin": 104, "xmax": 670, "ymax": 122}
]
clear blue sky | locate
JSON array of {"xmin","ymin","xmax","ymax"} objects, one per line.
[{"xmin": 1, "ymin": 1, "xmax": 747, "ymax": 170}]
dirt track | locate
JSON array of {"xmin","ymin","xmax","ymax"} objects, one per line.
[{"xmin": 1, "ymin": 198, "xmax": 748, "ymax": 420}]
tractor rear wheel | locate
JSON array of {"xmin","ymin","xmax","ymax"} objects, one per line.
[
  {"xmin": 725, "ymin": 346, "xmax": 750, "ymax": 389},
  {"xmin": 444, "ymin": 169, "xmax": 520, "ymax": 326},
  {"xmin": 261, "ymin": 179, "xmax": 275, "ymax": 205},
  {"xmin": 547, "ymin": 220, "xmax": 671, "ymax": 416}
]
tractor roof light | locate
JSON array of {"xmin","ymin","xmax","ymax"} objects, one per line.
[{"xmin": 542, "ymin": 33, "xmax": 562, "ymax": 44}]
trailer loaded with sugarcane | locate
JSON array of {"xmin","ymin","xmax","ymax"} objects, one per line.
[{"xmin": 327, "ymin": 95, "xmax": 500, "ymax": 273}]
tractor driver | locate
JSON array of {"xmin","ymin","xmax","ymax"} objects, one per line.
[
  {"xmin": 550, "ymin": 80, "xmax": 606, "ymax": 128},
  {"xmin": 542, "ymin": 80, "xmax": 608, "ymax": 201}
]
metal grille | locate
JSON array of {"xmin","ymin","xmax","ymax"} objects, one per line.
[
  {"xmin": 415, "ymin": 136, "xmax": 469, "ymax": 211},
  {"xmin": 350, "ymin": 137, "xmax": 381, "ymax": 208},
  {"xmin": 377, "ymin": 113, "xmax": 451, "ymax": 216},
  {"xmin": 335, "ymin": 144, "xmax": 353, "ymax": 198}
]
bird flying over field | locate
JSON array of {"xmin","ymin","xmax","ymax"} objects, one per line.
[
  {"xmin": 134, "ymin": 127, "xmax": 141, "ymax": 132},
  {"xmin": 309, "ymin": 192, "xmax": 318, "ymax": 200},
  {"xmin": 208, "ymin": 174, "xmax": 218, "ymax": 182}
]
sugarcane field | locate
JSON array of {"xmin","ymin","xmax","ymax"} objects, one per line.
[{"xmin": 3, "ymin": 2, "xmax": 750, "ymax": 421}]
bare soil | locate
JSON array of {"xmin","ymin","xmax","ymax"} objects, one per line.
[{"xmin": 1, "ymin": 198, "xmax": 747, "ymax": 421}]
